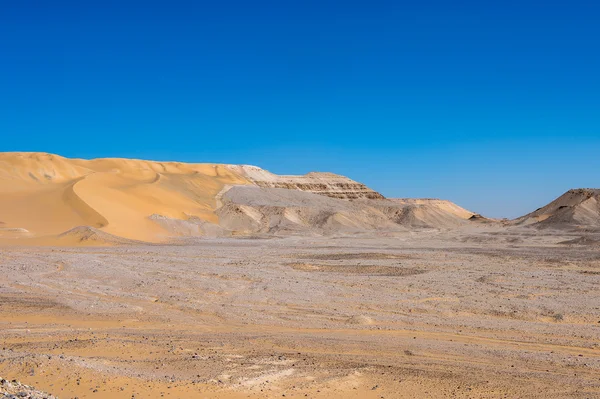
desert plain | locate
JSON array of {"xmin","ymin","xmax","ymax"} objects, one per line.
[{"xmin": 1, "ymin": 153, "xmax": 600, "ymax": 398}]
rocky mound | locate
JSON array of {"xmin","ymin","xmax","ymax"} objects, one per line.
[
  {"xmin": 1, "ymin": 377, "xmax": 57, "ymax": 399},
  {"xmin": 57, "ymin": 226, "xmax": 143, "ymax": 245},
  {"xmin": 375, "ymin": 198, "xmax": 476, "ymax": 229},
  {"xmin": 149, "ymin": 214, "xmax": 226, "ymax": 238},
  {"xmin": 514, "ymin": 189, "xmax": 600, "ymax": 229}
]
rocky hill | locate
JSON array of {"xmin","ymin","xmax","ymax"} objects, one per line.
[{"xmin": 514, "ymin": 189, "xmax": 600, "ymax": 229}]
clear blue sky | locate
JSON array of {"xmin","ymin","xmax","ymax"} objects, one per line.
[{"xmin": 1, "ymin": 1, "xmax": 599, "ymax": 218}]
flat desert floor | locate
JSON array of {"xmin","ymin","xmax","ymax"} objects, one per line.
[{"xmin": 1, "ymin": 228, "xmax": 600, "ymax": 398}]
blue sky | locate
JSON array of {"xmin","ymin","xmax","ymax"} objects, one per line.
[{"xmin": 1, "ymin": 1, "xmax": 599, "ymax": 218}]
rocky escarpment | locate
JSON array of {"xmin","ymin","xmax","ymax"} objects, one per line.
[{"xmin": 228, "ymin": 165, "xmax": 385, "ymax": 200}]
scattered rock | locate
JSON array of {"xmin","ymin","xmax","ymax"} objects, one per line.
[
  {"xmin": 0, "ymin": 377, "xmax": 57, "ymax": 399},
  {"xmin": 346, "ymin": 315, "xmax": 374, "ymax": 325}
]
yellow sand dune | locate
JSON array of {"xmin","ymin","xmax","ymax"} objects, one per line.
[{"xmin": 0, "ymin": 152, "xmax": 250, "ymax": 244}]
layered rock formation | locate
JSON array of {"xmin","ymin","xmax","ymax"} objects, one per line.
[{"xmin": 230, "ymin": 165, "xmax": 385, "ymax": 200}]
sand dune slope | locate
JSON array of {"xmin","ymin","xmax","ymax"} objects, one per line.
[{"xmin": 0, "ymin": 153, "xmax": 251, "ymax": 243}]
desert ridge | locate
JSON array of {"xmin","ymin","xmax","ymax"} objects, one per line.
[
  {"xmin": 0, "ymin": 152, "xmax": 473, "ymax": 245},
  {"xmin": 0, "ymin": 152, "xmax": 598, "ymax": 246}
]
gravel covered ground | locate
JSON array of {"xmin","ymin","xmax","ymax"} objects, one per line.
[{"xmin": 1, "ymin": 228, "xmax": 600, "ymax": 398}]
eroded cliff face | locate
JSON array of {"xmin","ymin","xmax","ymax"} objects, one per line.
[{"xmin": 228, "ymin": 165, "xmax": 385, "ymax": 200}]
